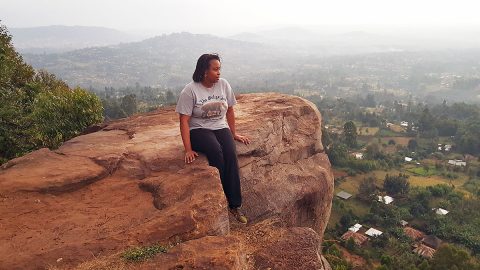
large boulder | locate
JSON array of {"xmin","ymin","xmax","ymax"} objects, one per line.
[{"xmin": 0, "ymin": 93, "xmax": 333, "ymax": 270}]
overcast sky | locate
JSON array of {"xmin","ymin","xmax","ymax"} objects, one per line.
[{"xmin": 1, "ymin": 0, "xmax": 479, "ymax": 35}]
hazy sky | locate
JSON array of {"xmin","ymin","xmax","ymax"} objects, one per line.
[{"xmin": 1, "ymin": 0, "xmax": 479, "ymax": 35}]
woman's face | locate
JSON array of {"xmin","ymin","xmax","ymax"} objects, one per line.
[{"xmin": 204, "ymin": 59, "xmax": 221, "ymax": 83}]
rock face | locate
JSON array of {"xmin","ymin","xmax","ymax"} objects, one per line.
[{"xmin": 0, "ymin": 93, "xmax": 334, "ymax": 270}]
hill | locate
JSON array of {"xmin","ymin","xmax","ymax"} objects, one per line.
[
  {"xmin": 22, "ymin": 32, "xmax": 282, "ymax": 89},
  {"xmin": 10, "ymin": 25, "xmax": 142, "ymax": 53}
]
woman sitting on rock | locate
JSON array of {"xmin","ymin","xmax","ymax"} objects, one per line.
[{"xmin": 175, "ymin": 53, "xmax": 250, "ymax": 224}]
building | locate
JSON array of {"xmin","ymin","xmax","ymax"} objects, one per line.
[
  {"xmin": 377, "ymin": 195, "xmax": 394, "ymax": 205},
  {"xmin": 413, "ymin": 243, "xmax": 436, "ymax": 259},
  {"xmin": 448, "ymin": 159, "xmax": 466, "ymax": 166},
  {"xmin": 365, "ymin": 228, "xmax": 383, "ymax": 237},
  {"xmin": 400, "ymin": 220, "xmax": 409, "ymax": 226},
  {"xmin": 341, "ymin": 230, "xmax": 369, "ymax": 246},
  {"xmin": 405, "ymin": 157, "xmax": 413, "ymax": 162},
  {"xmin": 336, "ymin": 191, "xmax": 353, "ymax": 200},
  {"xmin": 403, "ymin": 226, "xmax": 425, "ymax": 241},
  {"xmin": 433, "ymin": 208, "xmax": 449, "ymax": 215},
  {"xmin": 400, "ymin": 121, "xmax": 409, "ymax": 127},
  {"xmin": 352, "ymin": 152, "xmax": 364, "ymax": 159},
  {"xmin": 348, "ymin": 223, "xmax": 363, "ymax": 233}
]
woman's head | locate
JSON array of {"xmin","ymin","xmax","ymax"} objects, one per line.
[{"xmin": 192, "ymin": 53, "xmax": 221, "ymax": 83}]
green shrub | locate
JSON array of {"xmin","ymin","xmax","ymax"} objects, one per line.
[{"xmin": 121, "ymin": 244, "xmax": 167, "ymax": 262}]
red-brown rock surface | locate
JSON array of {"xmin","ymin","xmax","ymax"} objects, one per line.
[{"xmin": 0, "ymin": 93, "xmax": 334, "ymax": 270}]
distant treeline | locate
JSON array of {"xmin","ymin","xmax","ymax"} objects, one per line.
[
  {"xmin": 316, "ymin": 94, "xmax": 480, "ymax": 155},
  {"xmin": 89, "ymin": 85, "xmax": 177, "ymax": 121}
]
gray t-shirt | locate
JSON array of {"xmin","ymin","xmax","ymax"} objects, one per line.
[{"xmin": 175, "ymin": 78, "xmax": 237, "ymax": 130}]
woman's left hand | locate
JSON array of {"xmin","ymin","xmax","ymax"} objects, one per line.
[{"xmin": 234, "ymin": 134, "xmax": 251, "ymax": 145}]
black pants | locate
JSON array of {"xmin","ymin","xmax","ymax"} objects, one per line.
[{"xmin": 190, "ymin": 128, "xmax": 242, "ymax": 209}]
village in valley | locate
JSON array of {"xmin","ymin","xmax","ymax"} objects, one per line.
[{"xmin": 303, "ymin": 93, "xmax": 480, "ymax": 270}]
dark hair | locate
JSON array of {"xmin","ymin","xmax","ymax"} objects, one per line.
[{"xmin": 192, "ymin": 53, "xmax": 221, "ymax": 82}]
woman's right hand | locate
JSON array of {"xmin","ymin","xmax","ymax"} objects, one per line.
[{"xmin": 184, "ymin": 150, "xmax": 199, "ymax": 164}]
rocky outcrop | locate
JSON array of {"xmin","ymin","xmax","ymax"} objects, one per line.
[{"xmin": 0, "ymin": 93, "xmax": 334, "ymax": 270}]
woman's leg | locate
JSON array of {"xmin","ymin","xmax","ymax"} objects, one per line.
[
  {"xmin": 212, "ymin": 128, "xmax": 242, "ymax": 209},
  {"xmin": 190, "ymin": 128, "xmax": 241, "ymax": 208},
  {"xmin": 190, "ymin": 128, "xmax": 224, "ymax": 169}
]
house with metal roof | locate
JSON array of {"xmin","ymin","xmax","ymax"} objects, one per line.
[{"xmin": 336, "ymin": 191, "xmax": 352, "ymax": 200}]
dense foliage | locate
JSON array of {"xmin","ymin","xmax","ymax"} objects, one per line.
[{"xmin": 0, "ymin": 24, "xmax": 103, "ymax": 164}]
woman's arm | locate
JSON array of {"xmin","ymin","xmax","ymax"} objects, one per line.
[
  {"xmin": 179, "ymin": 114, "xmax": 198, "ymax": 163},
  {"xmin": 226, "ymin": 106, "xmax": 250, "ymax": 144},
  {"xmin": 226, "ymin": 106, "xmax": 237, "ymax": 136}
]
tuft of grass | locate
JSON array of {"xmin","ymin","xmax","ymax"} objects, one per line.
[{"xmin": 120, "ymin": 243, "xmax": 167, "ymax": 262}]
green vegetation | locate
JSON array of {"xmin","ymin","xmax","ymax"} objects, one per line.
[
  {"xmin": 430, "ymin": 244, "xmax": 480, "ymax": 270},
  {"xmin": 317, "ymin": 92, "xmax": 480, "ymax": 269},
  {"xmin": 99, "ymin": 86, "xmax": 178, "ymax": 120},
  {"xmin": 322, "ymin": 241, "xmax": 354, "ymax": 270},
  {"xmin": 121, "ymin": 243, "xmax": 168, "ymax": 262},
  {"xmin": 0, "ymin": 23, "xmax": 103, "ymax": 164},
  {"xmin": 406, "ymin": 166, "xmax": 438, "ymax": 177},
  {"xmin": 344, "ymin": 121, "xmax": 358, "ymax": 148},
  {"xmin": 383, "ymin": 174, "xmax": 410, "ymax": 195}
]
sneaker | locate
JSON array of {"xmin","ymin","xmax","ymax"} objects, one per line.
[{"xmin": 229, "ymin": 207, "xmax": 248, "ymax": 224}]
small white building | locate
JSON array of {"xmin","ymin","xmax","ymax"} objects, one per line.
[
  {"xmin": 405, "ymin": 157, "xmax": 413, "ymax": 162},
  {"xmin": 336, "ymin": 191, "xmax": 353, "ymax": 200},
  {"xmin": 433, "ymin": 208, "xmax": 449, "ymax": 215},
  {"xmin": 353, "ymin": 152, "xmax": 364, "ymax": 159},
  {"xmin": 400, "ymin": 121, "xmax": 409, "ymax": 127},
  {"xmin": 378, "ymin": 195, "xmax": 394, "ymax": 205},
  {"xmin": 448, "ymin": 159, "xmax": 466, "ymax": 166},
  {"xmin": 365, "ymin": 228, "xmax": 383, "ymax": 237},
  {"xmin": 348, "ymin": 223, "xmax": 363, "ymax": 233},
  {"xmin": 444, "ymin": 145, "xmax": 452, "ymax": 151}
]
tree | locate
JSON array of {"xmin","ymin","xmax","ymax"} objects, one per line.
[
  {"xmin": 102, "ymin": 98, "xmax": 127, "ymax": 120},
  {"xmin": 431, "ymin": 244, "xmax": 479, "ymax": 270},
  {"xmin": 0, "ymin": 23, "xmax": 103, "ymax": 163},
  {"xmin": 121, "ymin": 94, "xmax": 137, "ymax": 116},
  {"xmin": 166, "ymin": 90, "xmax": 176, "ymax": 104},
  {"xmin": 343, "ymin": 121, "xmax": 357, "ymax": 148},
  {"xmin": 365, "ymin": 93, "xmax": 376, "ymax": 107},
  {"xmin": 407, "ymin": 139, "xmax": 418, "ymax": 151},
  {"xmin": 383, "ymin": 174, "xmax": 410, "ymax": 195},
  {"xmin": 366, "ymin": 143, "xmax": 383, "ymax": 159},
  {"xmin": 31, "ymin": 87, "xmax": 103, "ymax": 148},
  {"xmin": 345, "ymin": 237, "xmax": 356, "ymax": 251},
  {"xmin": 326, "ymin": 143, "xmax": 348, "ymax": 166},
  {"xmin": 417, "ymin": 260, "xmax": 430, "ymax": 270},
  {"xmin": 418, "ymin": 107, "xmax": 438, "ymax": 138},
  {"xmin": 340, "ymin": 211, "xmax": 356, "ymax": 230},
  {"xmin": 380, "ymin": 254, "xmax": 393, "ymax": 267},
  {"xmin": 358, "ymin": 176, "xmax": 377, "ymax": 200},
  {"xmin": 455, "ymin": 117, "xmax": 480, "ymax": 155},
  {"xmin": 321, "ymin": 126, "xmax": 332, "ymax": 149}
]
